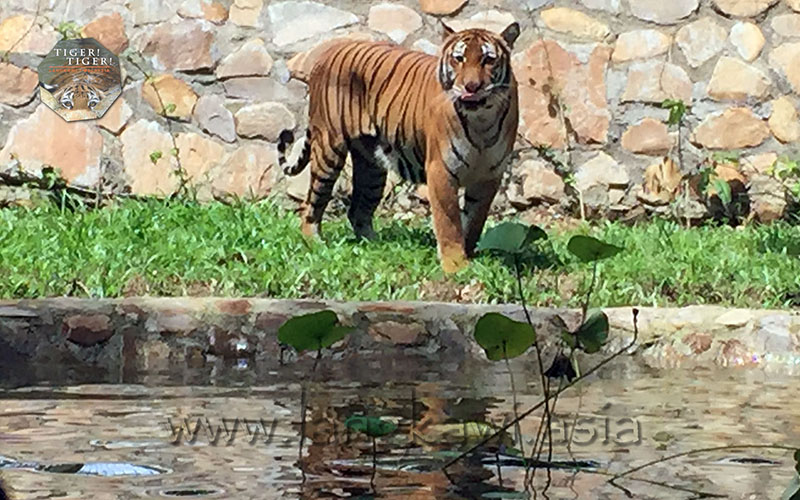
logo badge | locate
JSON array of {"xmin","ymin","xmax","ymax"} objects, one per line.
[{"xmin": 37, "ymin": 38, "xmax": 122, "ymax": 122}]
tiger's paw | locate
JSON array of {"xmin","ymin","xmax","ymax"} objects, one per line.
[
  {"xmin": 440, "ymin": 249, "xmax": 469, "ymax": 274},
  {"xmin": 301, "ymin": 220, "xmax": 321, "ymax": 238},
  {"xmin": 352, "ymin": 224, "xmax": 377, "ymax": 241}
]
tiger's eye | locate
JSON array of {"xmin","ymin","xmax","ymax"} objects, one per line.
[{"xmin": 452, "ymin": 54, "xmax": 464, "ymax": 63}]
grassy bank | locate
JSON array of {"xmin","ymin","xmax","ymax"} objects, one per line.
[{"xmin": 1, "ymin": 199, "xmax": 799, "ymax": 308}]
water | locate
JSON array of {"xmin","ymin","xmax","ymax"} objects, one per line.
[{"xmin": 1, "ymin": 350, "xmax": 798, "ymax": 499}]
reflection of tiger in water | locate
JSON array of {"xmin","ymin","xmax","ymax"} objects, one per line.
[
  {"xmin": 40, "ymin": 70, "xmax": 119, "ymax": 112},
  {"xmin": 278, "ymin": 23, "xmax": 520, "ymax": 273}
]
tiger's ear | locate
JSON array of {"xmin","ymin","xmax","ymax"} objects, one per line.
[
  {"xmin": 500, "ymin": 22, "xmax": 520, "ymax": 48},
  {"xmin": 441, "ymin": 21, "xmax": 455, "ymax": 41}
]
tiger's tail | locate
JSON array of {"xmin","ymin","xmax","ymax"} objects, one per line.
[{"xmin": 278, "ymin": 129, "xmax": 311, "ymax": 176}]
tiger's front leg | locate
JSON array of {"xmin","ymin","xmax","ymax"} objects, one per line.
[
  {"xmin": 463, "ymin": 178, "xmax": 500, "ymax": 258},
  {"xmin": 426, "ymin": 157, "xmax": 468, "ymax": 274}
]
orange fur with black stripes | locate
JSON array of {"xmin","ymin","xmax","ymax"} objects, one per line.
[
  {"xmin": 279, "ymin": 23, "xmax": 520, "ymax": 273},
  {"xmin": 39, "ymin": 70, "xmax": 119, "ymax": 112}
]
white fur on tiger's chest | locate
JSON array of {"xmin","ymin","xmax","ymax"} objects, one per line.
[{"xmin": 436, "ymin": 100, "xmax": 515, "ymax": 187}]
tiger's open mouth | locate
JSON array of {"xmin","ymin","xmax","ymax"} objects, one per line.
[
  {"xmin": 459, "ymin": 91, "xmax": 483, "ymax": 102},
  {"xmin": 458, "ymin": 92, "xmax": 488, "ymax": 109}
]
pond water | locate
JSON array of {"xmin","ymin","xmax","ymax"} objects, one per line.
[{"xmin": 0, "ymin": 351, "xmax": 798, "ymax": 499}]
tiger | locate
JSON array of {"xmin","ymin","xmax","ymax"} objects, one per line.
[
  {"xmin": 278, "ymin": 22, "xmax": 520, "ymax": 273},
  {"xmin": 39, "ymin": 70, "xmax": 121, "ymax": 119}
]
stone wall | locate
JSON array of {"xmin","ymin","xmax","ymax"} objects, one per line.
[
  {"xmin": 2, "ymin": 298, "xmax": 799, "ymax": 373},
  {"xmin": 0, "ymin": 0, "xmax": 798, "ymax": 221}
]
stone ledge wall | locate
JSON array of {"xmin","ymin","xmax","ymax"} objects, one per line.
[
  {"xmin": 1, "ymin": 298, "xmax": 799, "ymax": 373},
  {"xmin": 0, "ymin": 0, "xmax": 798, "ymax": 221}
]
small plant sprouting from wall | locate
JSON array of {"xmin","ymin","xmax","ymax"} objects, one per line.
[
  {"xmin": 661, "ymin": 98, "xmax": 688, "ymax": 174},
  {"xmin": 769, "ymin": 156, "xmax": 800, "ymax": 223},
  {"xmin": 120, "ymin": 48, "xmax": 193, "ymax": 201},
  {"xmin": 693, "ymin": 151, "xmax": 753, "ymax": 225},
  {"xmin": 55, "ymin": 21, "xmax": 81, "ymax": 40},
  {"xmin": 661, "ymin": 98, "xmax": 694, "ymax": 226}
]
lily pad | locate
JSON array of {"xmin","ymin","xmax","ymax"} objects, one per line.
[
  {"xmin": 345, "ymin": 416, "xmax": 397, "ymax": 437},
  {"xmin": 277, "ymin": 310, "xmax": 352, "ymax": 353},
  {"xmin": 477, "ymin": 222, "xmax": 547, "ymax": 255},
  {"xmin": 567, "ymin": 235, "xmax": 623, "ymax": 263},
  {"xmin": 575, "ymin": 310, "xmax": 609, "ymax": 354},
  {"xmin": 474, "ymin": 313, "xmax": 536, "ymax": 361}
]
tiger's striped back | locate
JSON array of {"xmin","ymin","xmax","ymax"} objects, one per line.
[{"xmin": 309, "ymin": 40, "xmax": 440, "ymax": 181}]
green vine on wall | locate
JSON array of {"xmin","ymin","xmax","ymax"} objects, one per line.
[{"xmin": 120, "ymin": 48, "xmax": 194, "ymax": 201}]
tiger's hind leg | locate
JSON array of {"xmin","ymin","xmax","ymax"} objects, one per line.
[
  {"xmin": 301, "ymin": 131, "xmax": 347, "ymax": 237},
  {"xmin": 347, "ymin": 137, "xmax": 388, "ymax": 240}
]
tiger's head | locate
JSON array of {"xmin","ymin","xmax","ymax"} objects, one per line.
[
  {"xmin": 438, "ymin": 22, "xmax": 520, "ymax": 111},
  {"xmin": 40, "ymin": 73, "xmax": 104, "ymax": 111},
  {"xmin": 59, "ymin": 85, "xmax": 101, "ymax": 111}
]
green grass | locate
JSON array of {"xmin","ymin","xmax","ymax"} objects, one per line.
[{"xmin": 1, "ymin": 198, "xmax": 800, "ymax": 308}]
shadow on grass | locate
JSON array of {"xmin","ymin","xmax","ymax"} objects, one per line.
[
  {"xmin": 374, "ymin": 220, "xmax": 438, "ymax": 248},
  {"xmin": 757, "ymin": 224, "xmax": 800, "ymax": 256},
  {"xmin": 338, "ymin": 218, "xmax": 565, "ymax": 272},
  {"xmin": 475, "ymin": 240, "xmax": 564, "ymax": 274}
]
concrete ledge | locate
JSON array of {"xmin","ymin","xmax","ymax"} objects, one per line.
[{"xmin": 1, "ymin": 298, "xmax": 799, "ymax": 373}]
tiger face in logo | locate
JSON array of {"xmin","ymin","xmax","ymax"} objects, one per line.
[
  {"xmin": 39, "ymin": 70, "xmax": 121, "ymax": 121},
  {"xmin": 37, "ymin": 37, "xmax": 122, "ymax": 121},
  {"xmin": 279, "ymin": 23, "xmax": 520, "ymax": 273},
  {"xmin": 43, "ymin": 72, "xmax": 102, "ymax": 111}
]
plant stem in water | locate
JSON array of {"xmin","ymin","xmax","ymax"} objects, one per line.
[{"xmin": 371, "ymin": 436, "xmax": 377, "ymax": 492}]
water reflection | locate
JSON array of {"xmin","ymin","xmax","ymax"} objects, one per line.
[{"xmin": 0, "ymin": 352, "xmax": 797, "ymax": 499}]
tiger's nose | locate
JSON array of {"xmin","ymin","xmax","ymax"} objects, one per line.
[{"xmin": 464, "ymin": 81, "xmax": 481, "ymax": 93}]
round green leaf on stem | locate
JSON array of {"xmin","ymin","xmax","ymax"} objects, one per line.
[
  {"xmin": 474, "ymin": 312, "xmax": 536, "ymax": 361},
  {"xmin": 575, "ymin": 310, "xmax": 609, "ymax": 354},
  {"xmin": 567, "ymin": 235, "xmax": 623, "ymax": 263},
  {"xmin": 277, "ymin": 310, "xmax": 352, "ymax": 353},
  {"xmin": 477, "ymin": 222, "xmax": 547, "ymax": 256},
  {"xmin": 345, "ymin": 415, "xmax": 397, "ymax": 437}
]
